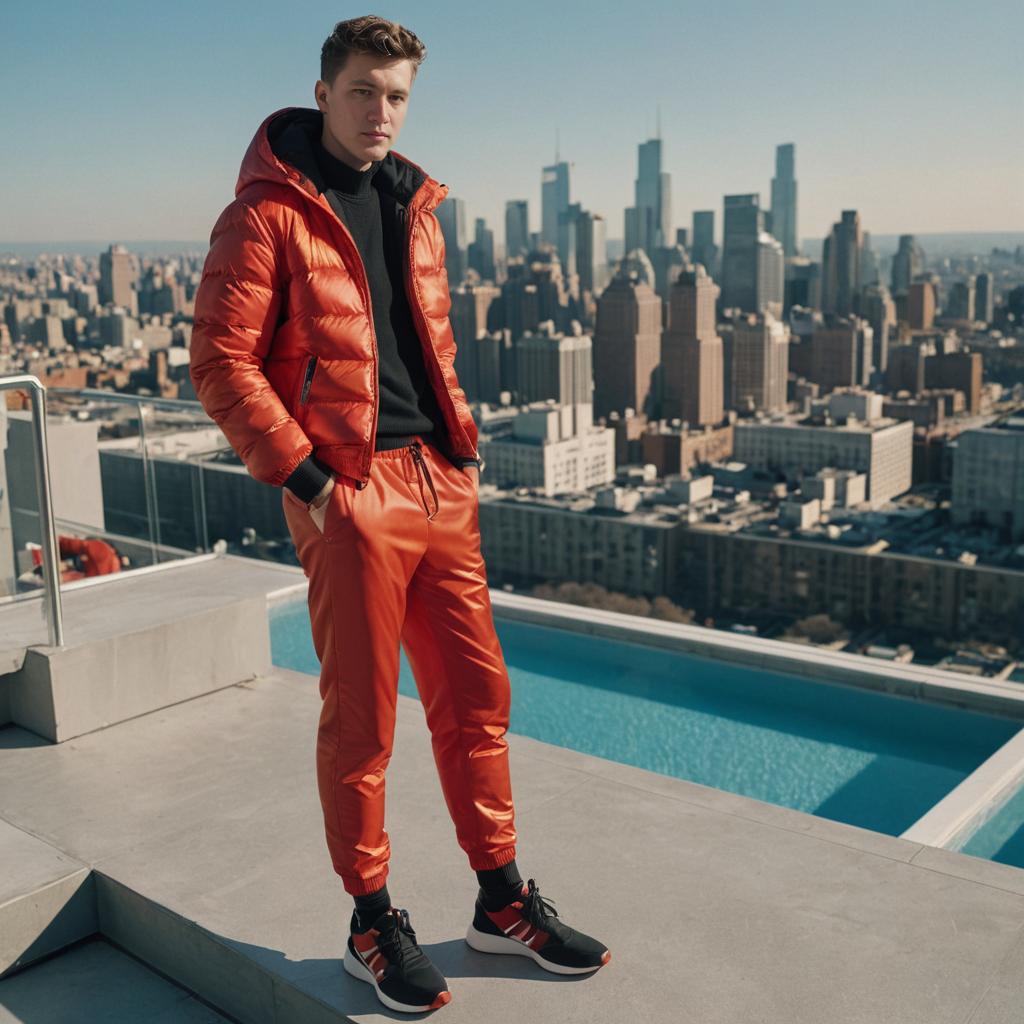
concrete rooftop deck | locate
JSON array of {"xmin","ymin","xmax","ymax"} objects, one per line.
[{"xmin": 4, "ymin": 656, "xmax": 1024, "ymax": 1023}]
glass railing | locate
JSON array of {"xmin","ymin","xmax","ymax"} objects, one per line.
[
  {"xmin": 37, "ymin": 385, "xmax": 296, "ymax": 565},
  {"xmin": 1, "ymin": 377, "xmax": 299, "ymax": 652}
]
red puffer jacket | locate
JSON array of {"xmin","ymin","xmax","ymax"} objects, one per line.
[{"xmin": 189, "ymin": 106, "xmax": 479, "ymax": 491}]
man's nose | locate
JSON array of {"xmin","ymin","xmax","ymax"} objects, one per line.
[{"xmin": 369, "ymin": 96, "xmax": 389, "ymax": 125}]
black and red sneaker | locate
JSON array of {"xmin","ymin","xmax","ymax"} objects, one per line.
[
  {"xmin": 343, "ymin": 906, "xmax": 452, "ymax": 1013},
  {"xmin": 465, "ymin": 878, "xmax": 611, "ymax": 975}
]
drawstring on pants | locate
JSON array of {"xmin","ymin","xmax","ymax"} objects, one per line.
[{"xmin": 409, "ymin": 440, "xmax": 440, "ymax": 520}]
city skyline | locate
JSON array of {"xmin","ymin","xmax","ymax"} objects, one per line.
[{"xmin": 4, "ymin": 1, "xmax": 1023, "ymax": 246}]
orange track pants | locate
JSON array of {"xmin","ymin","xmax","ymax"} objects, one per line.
[{"xmin": 282, "ymin": 435, "xmax": 518, "ymax": 895}]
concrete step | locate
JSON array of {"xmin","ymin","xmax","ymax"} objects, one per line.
[
  {"xmin": 0, "ymin": 936, "xmax": 233, "ymax": 1023},
  {"xmin": 0, "ymin": 818, "xmax": 96, "ymax": 978}
]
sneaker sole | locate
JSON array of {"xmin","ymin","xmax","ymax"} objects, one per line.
[
  {"xmin": 343, "ymin": 943, "xmax": 452, "ymax": 1013},
  {"xmin": 465, "ymin": 924, "xmax": 611, "ymax": 974}
]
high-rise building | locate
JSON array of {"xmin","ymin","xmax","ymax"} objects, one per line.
[
  {"xmin": 505, "ymin": 200, "xmax": 530, "ymax": 262},
  {"xmin": 975, "ymin": 272, "xmax": 995, "ymax": 325},
  {"xmin": 435, "ymin": 196, "xmax": 468, "ymax": 285},
  {"xmin": 925, "ymin": 351, "xmax": 983, "ymax": 414},
  {"xmin": 691, "ymin": 210, "xmax": 717, "ymax": 276},
  {"xmin": 556, "ymin": 201, "xmax": 582, "ymax": 278},
  {"xmin": 784, "ymin": 258, "xmax": 821, "ymax": 314},
  {"xmin": 450, "ymin": 284, "xmax": 501, "ymax": 401},
  {"xmin": 821, "ymin": 210, "xmax": 861, "ymax": 316},
  {"xmin": 467, "ymin": 217, "xmax": 496, "ymax": 282},
  {"xmin": 951, "ymin": 416, "xmax": 1024, "ymax": 540},
  {"xmin": 575, "ymin": 210, "xmax": 608, "ymax": 295},
  {"xmin": 860, "ymin": 231, "xmax": 880, "ymax": 287},
  {"xmin": 908, "ymin": 280, "xmax": 936, "ymax": 329},
  {"xmin": 721, "ymin": 194, "xmax": 762, "ymax": 313},
  {"xmin": 810, "ymin": 314, "xmax": 873, "ymax": 393},
  {"xmin": 886, "ymin": 342, "xmax": 929, "ymax": 395},
  {"xmin": 516, "ymin": 320, "xmax": 593, "ymax": 414},
  {"xmin": 99, "ymin": 244, "xmax": 134, "ymax": 308},
  {"xmin": 769, "ymin": 143, "xmax": 798, "ymax": 257},
  {"xmin": 859, "ymin": 284, "xmax": 896, "ymax": 376},
  {"xmin": 891, "ymin": 235, "xmax": 924, "ymax": 295},
  {"xmin": 625, "ymin": 138, "xmax": 672, "ymax": 257},
  {"xmin": 947, "ymin": 277, "xmax": 977, "ymax": 322},
  {"xmin": 731, "ymin": 311, "xmax": 790, "ymax": 414},
  {"xmin": 757, "ymin": 233, "xmax": 785, "ymax": 319},
  {"xmin": 662, "ymin": 265, "xmax": 724, "ymax": 426},
  {"xmin": 541, "ymin": 161, "xmax": 570, "ymax": 249},
  {"xmin": 592, "ymin": 269, "xmax": 662, "ymax": 420}
]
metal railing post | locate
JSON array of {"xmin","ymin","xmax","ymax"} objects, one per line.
[{"xmin": 1, "ymin": 374, "xmax": 64, "ymax": 647}]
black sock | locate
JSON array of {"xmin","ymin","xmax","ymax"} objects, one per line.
[
  {"xmin": 352, "ymin": 885, "xmax": 392, "ymax": 932},
  {"xmin": 476, "ymin": 859, "xmax": 524, "ymax": 910}
]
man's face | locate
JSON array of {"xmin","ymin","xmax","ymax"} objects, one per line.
[{"xmin": 315, "ymin": 52, "xmax": 415, "ymax": 171}]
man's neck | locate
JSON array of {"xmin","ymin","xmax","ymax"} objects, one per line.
[{"xmin": 320, "ymin": 128, "xmax": 371, "ymax": 173}]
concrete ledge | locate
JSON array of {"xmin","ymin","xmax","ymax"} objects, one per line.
[
  {"xmin": 489, "ymin": 590, "xmax": 1024, "ymax": 721},
  {"xmin": 0, "ymin": 819, "xmax": 96, "ymax": 978},
  {"xmin": 5, "ymin": 595, "xmax": 270, "ymax": 743},
  {"xmin": 903, "ymin": 725, "xmax": 1024, "ymax": 850}
]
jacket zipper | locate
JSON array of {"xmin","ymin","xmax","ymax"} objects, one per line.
[{"xmin": 299, "ymin": 354, "xmax": 317, "ymax": 405}]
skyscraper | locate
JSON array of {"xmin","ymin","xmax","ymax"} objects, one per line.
[
  {"xmin": 592, "ymin": 269, "xmax": 662, "ymax": 419},
  {"xmin": 721, "ymin": 194, "xmax": 762, "ymax": 313},
  {"xmin": 769, "ymin": 143, "xmax": 798, "ymax": 258},
  {"xmin": 576, "ymin": 211, "xmax": 608, "ymax": 295},
  {"xmin": 541, "ymin": 161, "xmax": 570, "ymax": 249},
  {"xmin": 757, "ymin": 233, "xmax": 786, "ymax": 319},
  {"xmin": 947, "ymin": 277, "xmax": 977, "ymax": 321},
  {"xmin": 467, "ymin": 217, "xmax": 496, "ymax": 282},
  {"xmin": 505, "ymin": 200, "xmax": 529, "ymax": 261},
  {"xmin": 732, "ymin": 311, "xmax": 790, "ymax": 414},
  {"xmin": 557, "ymin": 201, "xmax": 582, "ymax": 278},
  {"xmin": 691, "ymin": 210, "xmax": 717, "ymax": 276},
  {"xmin": 891, "ymin": 235, "xmax": 925, "ymax": 295},
  {"xmin": 859, "ymin": 284, "xmax": 896, "ymax": 376},
  {"xmin": 625, "ymin": 137, "xmax": 671, "ymax": 257},
  {"xmin": 99, "ymin": 244, "xmax": 134, "ymax": 308},
  {"xmin": 821, "ymin": 210, "xmax": 862, "ymax": 316},
  {"xmin": 810, "ymin": 314, "xmax": 873, "ymax": 393},
  {"xmin": 662, "ymin": 265, "xmax": 724, "ymax": 426},
  {"xmin": 435, "ymin": 195, "xmax": 468, "ymax": 286},
  {"xmin": 976, "ymin": 272, "xmax": 995, "ymax": 324},
  {"xmin": 908, "ymin": 280, "xmax": 936, "ymax": 329}
]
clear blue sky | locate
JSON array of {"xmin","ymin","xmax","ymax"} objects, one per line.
[{"xmin": 4, "ymin": 0, "xmax": 1022, "ymax": 247}]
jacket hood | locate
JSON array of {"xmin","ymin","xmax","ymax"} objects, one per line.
[{"xmin": 235, "ymin": 106, "xmax": 448, "ymax": 214}]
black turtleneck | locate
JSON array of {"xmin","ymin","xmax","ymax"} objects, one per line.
[
  {"xmin": 315, "ymin": 140, "xmax": 448, "ymax": 445},
  {"xmin": 282, "ymin": 138, "xmax": 452, "ymax": 501}
]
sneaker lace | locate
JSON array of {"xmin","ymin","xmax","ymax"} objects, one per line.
[
  {"xmin": 520, "ymin": 878, "xmax": 561, "ymax": 932},
  {"xmin": 376, "ymin": 907, "xmax": 419, "ymax": 969}
]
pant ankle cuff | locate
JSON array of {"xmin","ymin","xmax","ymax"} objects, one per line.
[
  {"xmin": 344, "ymin": 870, "xmax": 390, "ymax": 896},
  {"xmin": 469, "ymin": 846, "xmax": 518, "ymax": 871}
]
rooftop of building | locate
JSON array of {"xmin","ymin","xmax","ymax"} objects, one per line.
[{"xmin": 3, "ymin": 555, "xmax": 1024, "ymax": 1022}]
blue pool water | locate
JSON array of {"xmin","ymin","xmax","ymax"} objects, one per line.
[
  {"xmin": 269, "ymin": 600, "xmax": 1021, "ymax": 837},
  {"xmin": 960, "ymin": 784, "xmax": 1024, "ymax": 869}
]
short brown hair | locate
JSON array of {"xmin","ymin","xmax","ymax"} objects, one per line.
[{"xmin": 320, "ymin": 15, "xmax": 426, "ymax": 86}]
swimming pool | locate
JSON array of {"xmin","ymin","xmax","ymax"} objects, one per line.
[{"xmin": 269, "ymin": 598, "xmax": 1021, "ymax": 838}]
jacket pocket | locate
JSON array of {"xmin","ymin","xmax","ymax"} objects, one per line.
[{"xmin": 298, "ymin": 355, "xmax": 318, "ymax": 405}]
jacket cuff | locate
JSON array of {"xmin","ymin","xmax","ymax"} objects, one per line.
[
  {"xmin": 283, "ymin": 454, "xmax": 333, "ymax": 504},
  {"xmin": 456, "ymin": 455, "xmax": 485, "ymax": 472}
]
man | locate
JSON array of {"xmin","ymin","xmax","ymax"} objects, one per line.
[{"xmin": 190, "ymin": 15, "xmax": 609, "ymax": 1013}]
